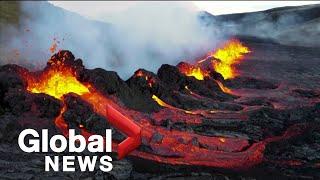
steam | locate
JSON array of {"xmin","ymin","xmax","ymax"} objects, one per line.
[
  {"xmin": 3, "ymin": 2, "xmax": 317, "ymax": 78},
  {"xmin": 1, "ymin": 1, "xmax": 222, "ymax": 79},
  {"xmin": 209, "ymin": 4, "xmax": 320, "ymax": 47}
]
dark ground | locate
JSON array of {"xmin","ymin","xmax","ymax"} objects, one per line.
[
  {"xmin": 0, "ymin": 2, "xmax": 319, "ymax": 180},
  {"xmin": 0, "ymin": 39, "xmax": 319, "ymax": 180}
]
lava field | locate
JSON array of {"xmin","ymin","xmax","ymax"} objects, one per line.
[{"xmin": 0, "ymin": 39, "xmax": 319, "ymax": 179}]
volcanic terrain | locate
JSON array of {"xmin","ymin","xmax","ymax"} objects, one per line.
[
  {"xmin": 0, "ymin": 36, "xmax": 319, "ymax": 180},
  {"xmin": 1, "ymin": 2, "xmax": 320, "ymax": 179}
]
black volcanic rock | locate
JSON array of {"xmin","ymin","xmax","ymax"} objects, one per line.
[
  {"xmin": 0, "ymin": 47, "xmax": 319, "ymax": 179},
  {"xmin": 32, "ymin": 94, "xmax": 62, "ymax": 119},
  {"xmin": 225, "ymin": 76, "xmax": 278, "ymax": 89},
  {"xmin": 157, "ymin": 64, "xmax": 187, "ymax": 90},
  {"xmin": 291, "ymin": 89, "xmax": 320, "ymax": 98},
  {"xmin": 157, "ymin": 64, "xmax": 236, "ymax": 102},
  {"xmin": 0, "ymin": 114, "xmax": 22, "ymax": 143},
  {"xmin": 210, "ymin": 71, "xmax": 225, "ymax": 81},
  {"xmin": 0, "ymin": 64, "xmax": 28, "ymax": 91},
  {"xmin": 237, "ymin": 97, "xmax": 273, "ymax": 107},
  {"xmin": 1, "ymin": 1, "xmax": 320, "ymax": 178},
  {"xmin": 63, "ymin": 93, "xmax": 125, "ymax": 141},
  {"xmin": 126, "ymin": 69, "xmax": 164, "ymax": 96},
  {"xmin": 3, "ymin": 90, "xmax": 32, "ymax": 115},
  {"xmin": 247, "ymin": 107, "xmax": 286, "ymax": 137},
  {"xmin": 126, "ymin": 65, "xmax": 240, "ymax": 111},
  {"xmin": 264, "ymin": 127, "xmax": 320, "ymax": 178},
  {"xmin": 63, "ymin": 93, "xmax": 95, "ymax": 126},
  {"xmin": 46, "ymin": 50, "xmax": 85, "ymax": 73},
  {"xmin": 79, "ymin": 68, "xmax": 160, "ymax": 113},
  {"xmin": 0, "ymin": 71, "xmax": 25, "ymax": 107}
]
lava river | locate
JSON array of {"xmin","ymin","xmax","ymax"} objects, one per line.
[{"xmin": 20, "ymin": 42, "xmax": 312, "ymax": 170}]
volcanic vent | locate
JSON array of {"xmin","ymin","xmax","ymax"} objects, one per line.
[{"xmin": 0, "ymin": 39, "xmax": 319, "ymax": 179}]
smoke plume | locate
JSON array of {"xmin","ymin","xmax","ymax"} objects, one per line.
[{"xmin": 1, "ymin": 1, "xmax": 222, "ymax": 78}]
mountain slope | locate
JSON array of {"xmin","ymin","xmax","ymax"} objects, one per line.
[{"xmin": 200, "ymin": 4, "xmax": 320, "ymax": 47}]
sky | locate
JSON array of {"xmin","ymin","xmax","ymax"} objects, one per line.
[{"xmin": 49, "ymin": 1, "xmax": 320, "ymax": 21}]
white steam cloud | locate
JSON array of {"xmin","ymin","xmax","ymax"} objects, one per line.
[{"xmin": 1, "ymin": 1, "xmax": 222, "ymax": 79}]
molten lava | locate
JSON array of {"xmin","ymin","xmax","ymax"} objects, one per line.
[
  {"xmin": 27, "ymin": 69, "xmax": 90, "ymax": 100},
  {"xmin": 134, "ymin": 70, "xmax": 156, "ymax": 87},
  {"xmin": 50, "ymin": 42, "xmax": 57, "ymax": 54},
  {"xmin": 152, "ymin": 95, "xmax": 198, "ymax": 114},
  {"xmin": 20, "ymin": 50, "xmax": 310, "ymax": 171},
  {"xmin": 55, "ymin": 102, "xmax": 69, "ymax": 136},
  {"xmin": 178, "ymin": 39, "xmax": 250, "ymax": 81},
  {"xmin": 25, "ymin": 52, "xmax": 142, "ymax": 158},
  {"xmin": 183, "ymin": 67, "xmax": 208, "ymax": 80},
  {"xmin": 212, "ymin": 39, "xmax": 250, "ymax": 79},
  {"xmin": 215, "ymin": 80, "xmax": 233, "ymax": 94},
  {"xmin": 49, "ymin": 38, "xmax": 60, "ymax": 54},
  {"xmin": 178, "ymin": 63, "xmax": 209, "ymax": 80},
  {"xmin": 152, "ymin": 95, "xmax": 177, "ymax": 109}
]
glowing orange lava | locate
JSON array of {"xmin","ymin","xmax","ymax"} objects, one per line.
[
  {"xmin": 211, "ymin": 39, "xmax": 250, "ymax": 79},
  {"xmin": 152, "ymin": 95, "xmax": 177, "ymax": 109},
  {"xmin": 26, "ymin": 69, "xmax": 90, "ymax": 100},
  {"xmin": 219, "ymin": 137, "xmax": 226, "ymax": 143},
  {"xmin": 25, "ymin": 53, "xmax": 141, "ymax": 157},
  {"xmin": 152, "ymin": 95, "xmax": 198, "ymax": 115},
  {"xmin": 135, "ymin": 70, "xmax": 145, "ymax": 78},
  {"xmin": 50, "ymin": 42, "xmax": 57, "ymax": 54},
  {"xmin": 134, "ymin": 70, "xmax": 156, "ymax": 87},
  {"xmin": 55, "ymin": 102, "xmax": 69, "ymax": 136},
  {"xmin": 25, "ymin": 65, "xmax": 91, "ymax": 136},
  {"xmin": 185, "ymin": 67, "xmax": 208, "ymax": 80},
  {"xmin": 215, "ymin": 80, "xmax": 233, "ymax": 94},
  {"xmin": 179, "ymin": 39, "xmax": 250, "ymax": 81},
  {"xmin": 21, "ymin": 51, "xmax": 307, "ymax": 170}
]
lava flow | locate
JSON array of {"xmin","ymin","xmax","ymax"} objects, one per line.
[
  {"xmin": 27, "ymin": 69, "xmax": 89, "ymax": 99},
  {"xmin": 24, "ymin": 51, "xmax": 141, "ymax": 158},
  {"xmin": 152, "ymin": 95, "xmax": 197, "ymax": 114},
  {"xmin": 214, "ymin": 80, "xmax": 233, "ymax": 94},
  {"xmin": 25, "ymin": 54, "xmax": 88, "ymax": 136},
  {"xmin": 19, "ymin": 49, "xmax": 311, "ymax": 170}
]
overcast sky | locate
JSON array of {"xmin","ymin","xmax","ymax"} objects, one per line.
[{"xmin": 49, "ymin": 1, "xmax": 320, "ymax": 21}]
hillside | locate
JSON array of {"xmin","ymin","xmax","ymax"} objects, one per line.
[
  {"xmin": 200, "ymin": 4, "xmax": 320, "ymax": 47},
  {"xmin": 276, "ymin": 17, "xmax": 320, "ymax": 47}
]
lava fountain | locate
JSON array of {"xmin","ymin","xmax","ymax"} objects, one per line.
[
  {"xmin": 211, "ymin": 39, "xmax": 250, "ymax": 79},
  {"xmin": 24, "ymin": 51, "xmax": 141, "ymax": 159},
  {"xmin": 178, "ymin": 39, "xmax": 250, "ymax": 81}
]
